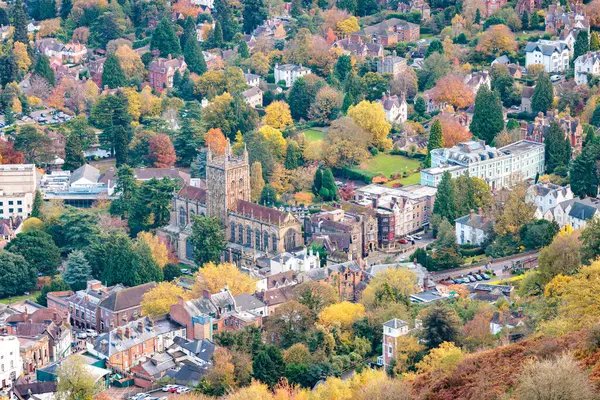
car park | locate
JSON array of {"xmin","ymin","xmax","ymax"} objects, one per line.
[
  {"xmin": 168, "ymin": 386, "xmax": 182, "ymax": 393},
  {"xmin": 162, "ymin": 385, "xmax": 179, "ymax": 392},
  {"xmin": 176, "ymin": 387, "xmax": 190, "ymax": 394},
  {"xmin": 482, "ymin": 273, "xmax": 490, "ymax": 280},
  {"xmin": 128, "ymin": 393, "xmax": 149, "ymax": 400}
]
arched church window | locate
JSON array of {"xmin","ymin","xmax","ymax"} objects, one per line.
[
  {"xmin": 238, "ymin": 225, "xmax": 243, "ymax": 244},
  {"xmin": 179, "ymin": 207, "xmax": 187, "ymax": 226},
  {"xmin": 272, "ymin": 234, "xmax": 278, "ymax": 252},
  {"xmin": 284, "ymin": 229, "xmax": 296, "ymax": 251},
  {"xmin": 263, "ymin": 232, "xmax": 269, "ymax": 251},
  {"xmin": 246, "ymin": 226, "xmax": 252, "ymax": 245},
  {"xmin": 230, "ymin": 222, "xmax": 236, "ymax": 241},
  {"xmin": 255, "ymin": 229, "xmax": 261, "ymax": 249}
]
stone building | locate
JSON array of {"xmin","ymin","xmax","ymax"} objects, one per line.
[{"xmin": 159, "ymin": 144, "xmax": 302, "ymax": 267}]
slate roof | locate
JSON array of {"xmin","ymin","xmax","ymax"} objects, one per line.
[
  {"xmin": 242, "ymin": 86, "xmax": 262, "ymax": 98},
  {"xmin": 568, "ymin": 198, "xmax": 600, "ymax": 220},
  {"xmin": 97, "ymin": 282, "xmax": 156, "ymax": 312},
  {"xmin": 383, "ymin": 318, "xmax": 408, "ymax": 329},
  {"xmin": 70, "ymin": 164, "xmax": 100, "ymax": 184},
  {"xmin": 174, "ymin": 337, "xmax": 216, "ymax": 363},
  {"xmin": 524, "ymin": 41, "xmax": 569, "ymax": 55},
  {"xmin": 233, "ymin": 293, "xmax": 266, "ymax": 312},
  {"xmin": 455, "ymin": 212, "xmax": 492, "ymax": 231},
  {"xmin": 234, "ymin": 200, "xmax": 291, "ymax": 225}
]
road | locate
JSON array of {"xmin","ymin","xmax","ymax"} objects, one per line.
[{"xmin": 430, "ymin": 252, "xmax": 539, "ymax": 282}]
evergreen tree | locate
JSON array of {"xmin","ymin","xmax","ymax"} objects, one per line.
[
  {"xmin": 183, "ymin": 37, "xmax": 207, "ymax": 75},
  {"xmin": 573, "ymin": 30, "xmax": 590, "ymax": 62},
  {"xmin": 102, "ymin": 53, "xmax": 126, "ymax": 89},
  {"xmin": 101, "ymin": 233, "xmax": 141, "ymax": 287},
  {"xmin": 63, "ymin": 133, "xmax": 85, "ymax": 171},
  {"xmin": 214, "ymin": 0, "xmax": 237, "ymax": 42},
  {"xmin": 426, "ymin": 119, "xmax": 443, "ymax": 167},
  {"xmin": 337, "ymin": 0, "xmax": 357, "ymax": 13},
  {"xmin": 36, "ymin": 0, "xmax": 56, "ymax": 20},
  {"xmin": 591, "ymin": 32, "xmax": 600, "ymax": 52},
  {"xmin": 284, "ymin": 140, "xmax": 302, "ymax": 170},
  {"xmin": 191, "ymin": 150, "xmax": 207, "ymax": 179},
  {"xmin": 0, "ymin": 8, "xmax": 8, "ymax": 26},
  {"xmin": 33, "ymin": 55, "xmax": 55, "ymax": 86},
  {"xmin": 253, "ymin": 346, "xmax": 286, "ymax": 389},
  {"xmin": 36, "ymin": 279, "xmax": 70, "ymax": 306},
  {"xmin": 421, "ymin": 304, "xmax": 460, "ymax": 348},
  {"xmin": 545, "ymin": 120, "xmax": 572, "ymax": 173},
  {"xmin": 12, "ymin": 0, "xmax": 28, "ymax": 44},
  {"xmin": 474, "ymin": 8, "xmax": 481, "ymax": 24},
  {"xmin": 312, "ymin": 168, "xmax": 323, "ymax": 196},
  {"xmin": 531, "ymin": 73, "xmax": 554, "ymax": 115},
  {"xmin": 238, "ymin": 40, "xmax": 250, "ymax": 58},
  {"xmin": 243, "ymin": 0, "xmax": 267, "ymax": 34},
  {"xmin": 92, "ymin": 92, "xmax": 132, "ymax": 158},
  {"xmin": 341, "ymin": 92, "xmax": 354, "ymax": 113},
  {"xmin": 135, "ymin": 240, "xmax": 163, "ymax": 284},
  {"xmin": 260, "ymin": 184, "xmax": 277, "ymax": 206},
  {"xmin": 432, "ymin": 171, "xmax": 456, "ymax": 222},
  {"xmin": 290, "ymin": 0, "xmax": 303, "ymax": 17},
  {"xmin": 6, "ymin": 231, "xmax": 61, "ymax": 276},
  {"xmin": 163, "ymin": 263, "xmax": 182, "ymax": 281},
  {"xmin": 174, "ymin": 103, "xmax": 204, "ymax": 166},
  {"xmin": 212, "ymin": 21, "xmax": 224, "ymax": 48},
  {"xmin": 521, "ymin": 11, "xmax": 529, "ymax": 30},
  {"xmin": 335, "ymin": 55, "xmax": 352, "ymax": 82},
  {"xmin": 110, "ymin": 164, "xmax": 138, "ymax": 217},
  {"xmin": 250, "ymin": 161, "xmax": 265, "ymax": 202},
  {"xmin": 470, "ymin": 85, "xmax": 504, "ymax": 144},
  {"xmin": 288, "ymin": 77, "xmax": 311, "ymax": 120},
  {"xmin": 190, "ymin": 216, "xmax": 226, "ymax": 266},
  {"xmin": 530, "ymin": 11, "xmax": 540, "ymax": 28},
  {"xmin": 150, "ymin": 18, "xmax": 181, "ymax": 57},
  {"xmin": 31, "ymin": 190, "xmax": 43, "ymax": 218},
  {"xmin": 0, "ymin": 251, "xmax": 38, "ymax": 298},
  {"xmin": 414, "ymin": 96, "xmax": 426, "ymax": 115},
  {"xmin": 426, "ymin": 40, "xmax": 444, "ymax": 57},
  {"xmin": 321, "ymin": 168, "xmax": 338, "ymax": 201},
  {"xmin": 591, "ymin": 104, "xmax": 600, "ymax": 127},
  {"xmin": 114, "ymin": 125, "xmax": 129, "ymax": 167},
  {"xmin": 60, "ymin": 0, "xmax": 72, "ymax": 19},
  {"xmin": 570, "ymin": 145, "xmax": 599, "ymax": 198},
  {"xmin": 180, "ymin": 17, "xmax": 197, "ymax": 49},
  {"xmin": 63, "ymin": 250, "xmax": 91, "ymax": 291}
]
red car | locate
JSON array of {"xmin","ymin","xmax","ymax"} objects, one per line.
[{"xmin": 398, "ymin": 238, "xmax": 408, "ymax": 244}]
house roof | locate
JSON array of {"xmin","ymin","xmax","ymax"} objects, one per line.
[
  {"xmin": 178, "ymin": 185, "xmax": 206, "ymax": 203},
  {"xmin": 524, "ymin": 41, "xmax": 569, "ymax": 56},
  {"xmin": 233, "ymin": 293, "xmax": 266, "ymax": 312},
  {"xmin": 97, "ymin": 282, "xmax": 156, "ymax": 312},
  {"xmin": 234, "ymin": 200, "xmax": 292, "ymax": 225},
  {"xmin": 70, "ymin": 164, "xmax": 99, "ymax": 184},
  {"xmin": 383, "ymin": 318, "xmax": 408, "ymax": 329},
  {"xmin": 242, "ymin": 86, "xmax": 262, "ymax": 98},
  {"xmin": 568, "ymin": 198, "xmax": 600, "ymax": 220},
  {"xmin": 455, "ymin": 212, "xmax": 492, "ymax": 231}
]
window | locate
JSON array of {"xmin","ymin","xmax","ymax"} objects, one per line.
[
  {"xmin": 17, "ymin": 201, "xmax": 21, "ymax": 205},
  {"xmin": 246, "ymin": 227, "xmax": 252, "ymax": 245},
  {"xmin": 179, "ymin": 207, "xmax": 187, "ymax": 226},
  {"xmin": 8, "ymin": 201, "xmax": 13, "ymax": 205},
  {"xmin": 388, "ymin": 344, "xmax": 393, "ymax": 356},
  {"xmin": 255, "ymin": 229, "xmax": 261, "ymax": 249},
  {"xmin": 230, "ymin": 222, "xmax": 236, "ymax": 241}
]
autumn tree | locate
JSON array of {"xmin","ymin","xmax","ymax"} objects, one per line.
[
  {"xmin": 141, "ymin": 281, "xmax": 185, "ymax": 316},
  {"xmin": 264, "ymin": 101, "xmax": 293, "ymax": 129},
  {"xmin": 476, "ymin": 24, "xmax": 517, "ymax": 56},
  {"xmin": 415, "ymin": 341, "xmax": 463, "ymax": 374},
  {"xmin": 309, "ymin": 86, "xmax": 343, "ymax": 124},
  {"xmin": 347, "ymin": 101, "xmax": 392, "ymax": 150},
  {"xmin": 538, "ymin": 230, "xmax": 581, "ymax": 284},
  {"xmin": 494, "ymin": 184, "xmax": 536, "ymax": 239},
  {"xmin": 360, "ymin": 268, "xmax": 418, "ymax": 310},
  {"xmin": 318, "ymin": 301, "xmax": 366, "ymax": 330},
  {"xmin": 250, "ymin": 162, "xmax": 265, "ymax": 202},
  {"xmin": 115, "ymin": 45, "xmax": 145, "ymax": 80},
  {"xmin": 56, "ymin": 355, "xmax": 102, "ymax": 400},
  {"xmin": 205, "ymin": 128, "xmax": 227, "ymax": 156},
  {"xmin": 137, "ymin": 231, "xmax": 169, "ymax": 268},
  {"xmin": 435, "ymin": 114, "xmax": 472, "ymax": 147},
  {"xmin": 292, "ymin": 281, "xmax": 339, "ymax": 316},
  {"xmin": 431, "ymin": 74, "xmax": 475, "ymax": 109},
  {"xmin": 148, "ymin": 134, "xmax": 176, "ymax": 168},
  {"xmin": 323, "ymin": 117, "xmax": 370, "ymax": 168},
  {"xmin": 258, "ymin": 126, "xmax": 287, "ymax": 159},
  {"xmin": 192, "ymin": 262, "xmax": 256, "ymax": 295}
]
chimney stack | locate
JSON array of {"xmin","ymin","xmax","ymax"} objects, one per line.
[
  {"xmin": 470, "ymin": 209, "xmax": 475, "ymax": 220},
  {"xmin": 124, "ymin": 327, "xmax": 130, "ymax": 338}
]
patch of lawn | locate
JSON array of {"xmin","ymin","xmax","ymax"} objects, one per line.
[
  {"xmin": 302, "ymin": 129, "xmax": 327, "ymax": 143},
  {"xmin": 359, "ymin": 154, "xmax": 421, "ymax": 177},
  {"xmin": 0, "ymin": 291, "xmax": 40, "ymax": 305}
]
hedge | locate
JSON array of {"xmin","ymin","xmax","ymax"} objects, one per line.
[
  {"xmin": 332, "ymin": 167, "xmax": 378, "ymax": 184},
  {"xmin": 133, "ymin": 38, "xmax": 151, "ymax": 49},
  {"xmin": 459, "ymin": 247, "xmax": 486, "ymax": 258},
  {"xmin": 390, "ymin": 149, "xmax": 426, "ymax": 160}
]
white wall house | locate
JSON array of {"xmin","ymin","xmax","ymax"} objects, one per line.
[
  {"xmin": 0, "ymin": 164, "xmax": 37, "ymax": 219},
  {"xmin": 0, "ymin": 336, "xmax": 23, "ymax": 394},
  {"xmin": 574, "ymin": 51, "xmax": 600, "ymax": 85},
  {"xmin": 455, "ymin": 209, "xmax": 492, "ymax": 246},
  {"xmin": 378, "ymin": 94, "xmax": 408, "ymax": 124},
  {"xmin": 526, "ymin": 182, "xmax": 574, "ymax": 215},
  {"xmin": 274, "ymin": 64, "xmax": 311, "ymax": 87},
  {"xmin": 421, "ymin": 140, "xmax": 545, "ymax": 189},
  {"xmin": 540, "ymin": 198, "xmax": 600, "ymax": 229},
  {"xmin": 525, "ymin": 40, "xmax": 570, "ymax": 73},
  {"xmin": 380, "ymin": 319, "xmax": 410, "ymax": 368},
  {"xmin": 268, "ymin": 247, "xmax": 321, "ymax": 275}
]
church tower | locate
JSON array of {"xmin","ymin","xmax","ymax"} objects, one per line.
[{"xmin": 205, "ymin": 142, "xmax": 251, "ymax": 226}]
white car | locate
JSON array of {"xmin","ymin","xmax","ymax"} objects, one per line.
[
  {"xmin": 128, "ymin": 393, "xmax": 150, "ymax": 400},
  {"xmin": 550, "ymin": 75, "xmax": 561, "ymax": 82},
  {"xmin": 162, "ymin": 385, "xmax": 179, "ymax": 392},
  {"xmin": 176, "ymin": 387, "xmax": 190, "ymax": 394},
  {"xmin": 86, "ymin": 329, "xmax": 98, "ymax": 338},
  {"xmin": 412, "ymin": 234, "xmax": 422, "ymax": 240}
]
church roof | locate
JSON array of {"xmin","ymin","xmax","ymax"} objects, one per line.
[
  {"xmin": 179, "ymin": 185, "xmax": 206, "ymax": 203},
  {"xmin": 234, "ymin": 200, "xmax": 289, "ymax": 225}
]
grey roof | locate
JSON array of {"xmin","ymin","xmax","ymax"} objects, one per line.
[
  {"xmin": 299, "ymin": 268, "xmax": 329, "ymax": 282},
  {"xmin": 493, "ymin": 55, "xmax": 510, "ymax": 64},
  {"xmin": 328, "ymin": 260, "xmax": 362, "ymax": 274},
  {"xmin": 70, "ymin": 164, "xmax": 99, "ymax": 185},
  {"xmin": 242, "ymin": 86, "xmax": 262, "ymax": 98},
  {"xmin": 524, "ymin": 41, "xmax": 569, "ymax": 55},
  {"xmin": 233, "ymin": 293, "xmax": 265, "ymax": 312},
  {"xmin": 455, "ymin": 212, "xmax": 492, "ymax": 230},
  {"xmin": 165, "ymin": 364, "xmax": 208, "ymax": 386},
  {"xmin": 136, "ymin": 353, "xmax": 176, "ymax": 377},
  {"xmin": 383, "ymin": 318, "xmax": 408, "ymax": 329},
  {"xmin": 410, "ymin": 290, "xmax": 444, "ymax": 303},
  {"xmin": 568, "ymin": 198, "xmax": 600, "ymax": 220},
  {"xmin": 173, "ymin": 336, "xmax": 216, "ymax": 362},
  {"xmin": 473, "ymin": 283, "xmax": 512, "ymax": 295}
]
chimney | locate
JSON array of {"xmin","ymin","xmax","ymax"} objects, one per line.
[
  {"xmin": 124, "ymin": 327, "xmax": 130, "ymax": 338},
  {"xmin": 202, "ymin": 289, "xmax": 211, "ymax": 299},
  {"xmin": 168, "ymin": 54, "xmax": 172, "ymax": 60},
  {"xmin": 101, "ymin": 339, "xmax": 108, "ymax": 353},
  {"xmin": 470, "ymin": 209, "xmax": 475, "ymax": 220},
  {"xmin": 138, "ymin": 320, "xmax": 144, "ymax": 332},
  {"xmin": 116, "ymin": 327, "xmax": 123, "ymax": 338}
]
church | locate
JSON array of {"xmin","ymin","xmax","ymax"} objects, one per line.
[{"xmin": 159, "ymin": 143, "xmax": 303, "ymax": 268}]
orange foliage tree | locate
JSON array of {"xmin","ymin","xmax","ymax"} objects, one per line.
[
  {"xmin": 148, "ymin": 134, "xmax": 176, "ymax": 167},
  {"xmin": 476, "ymin": 24, "xmax": 517, "ymax": 56},
  {"xmin": 431, "ymin": 74, "xmax": 475, "ymax": 110},
  {"xmin": 205, "ymin": 128, "xmax": 227, "ymax": 156},
  {"xmin": 435, "ymin": 114, "xmax": 472, "ymax": 147},
  {"xmin": 0, "ymin": 140, "xmax": 25, "ymax": 164}
]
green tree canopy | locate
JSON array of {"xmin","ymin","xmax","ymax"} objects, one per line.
[
  {"xmin": 470, "ymin": 85, "xmax": 504, "ymax": 144},
  {"xmin": 190, "ymin": 216, "xmax": 226, "ymax": 266},
  {"xmin": 0, "ymin": 251, "xmax": 37, "ymax": 298},
  {"xmin": 150, "ymin": 18, "xmax": 182, "ymax": 57},
  {"xmin": 6, "ymin": 230, "xmax": 61, "ymax": 276}
]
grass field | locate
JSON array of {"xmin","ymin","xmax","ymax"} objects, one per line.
[
  {"xmin": 302, "ymin": 129, "xmax": 327, "ymax": 143},
  {"xmin": 359, "ymin": 154, "xmax": 421, "ymax": 177},
  {"xmin": 0, "ymin": 291, "xmax": 40, "ymax": 305}
]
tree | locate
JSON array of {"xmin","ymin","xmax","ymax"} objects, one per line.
[
  {"xmin": 361, "ymin": 72, "xmax": 389, "ymax": 102},
  {"xmin": 191, "ymin": 262, "xmax": 255, "ymax": 295},
  {"xmin": 320, "ymin": 168, "xmax": 338, "ymax": 201},
  {"xmin": 531, "ymin": 73, "xmax": 553, "ymax": 115},
  {"xmin": 436, "ymin": 114, "xmax": 472, "ymax": 148},
  {"xmin": 137, "ymin": 232, "xmax": 169, "ymax": 268},
  {"xmin": 415, "ymin": 341, "xmax": 463, "ymax": 374},
  {"xmin": 591, "ymin": 31, "xmax": 600, "ymax": 51},
  {"xmin": 22, "ymin": 217, "xmax": 44, "ymax": 233},
  {"xmin": 141, "ymin": 281, "xmax": 185, "ymax": 316},
  {"xmin": 432, "ymin": 171, "xmax": 456, "ymax": 222},
  {"xmin": 285, "ymin": 140, "xmax": 302, "ymax": 170},
  {"xmin": 253, "ymin": 346, "xmax": 286, "ymax": 389},
  {"xmin": 292, "ymin": 281, "xmax": 339, "ymax": 316},
  {"xmin": 470, "ymin": 85, "xmax": 504, "ymax": 144},
  {"xmin": 414, "ymin": 96, "xmax": 426, "ymax": 115},
  {"xmin": 0, "ymin": 251, "xmax": 37, "ymax": 298},
  {"xmin": 417, "ymin": 53, "xmax": 451, "ymax": 91},
  {"xmin": 347, "ymin": 101, "xmax": 392, "ymax": 150},
  {"xmin": 476, "ymin": 24, "xmax": 517, "ymax": 56},
  {"xmin": 323, "ymin": 117, "xmax": 370, "ymax": 168},
  {"xmin": 63, "ymin": 133, "xmax": 85, "ymax": 172},
  {"xmin": 63, "ymin": 250, "xmax": 91, "ymax": 291},
  {"xmin": 570, "ymin": 145, "xmax": 599, "ymax": 198},
  {"xmin": 538, "ymin": 230, "xmax": 581, "ymax": 283},
  {"xmin": 426, "ymin": 40, "xmax": 444, "ymax": 57},
  {"xmin": 183, "ymin": 37, "xmax": 207, "ymax": 75},
  {"xmin": 190, "ymin": 216, "xmax": 226, "ymax": 266},
  {"xmin": 494, "ymin": 184, "xmax": 536, "ymax": 238},
  {"xmin": 148, "ymin": 134, "xmax": 176, "ymax": 168},
  {"xmin": 250, "ymin": 162, "xmax": 265, "ymax": 202},
  {"xmin": 259, "ymin": 184, "xmax": 277, "ymax": 206},
  {"xmin": 127, "ymin": 178, "xmax": 180, "ymax": 235},
  {"xmin": 335, "ymin": 54, "xmax": 352, "ymax": 82},
  {"xmin": 11, "ymin": 0, "xmax": 28, "ymax": 44},
  {"xmin": 150, "ymin": 18, "xmax": 181, "ymax": 57},
  {"xmin": 33, "ymin": 55, "xmax": 55, "ymax": 86},
  {"xmin": 60, "ymin": 0, "xmax": 72, "ymax": 19},
  {"xmin": 312, "ymin": 169, "xmax": 323, "ymax": 196},
  {"xmin": 421, "ymin": 304, "xmax": 460, "ymax": 348},
  {"xmin": 242, "ymin": 0, "xmax": 267, "ymax": 33},
  {"xmin": 573, "ymin": 30, "xmax": 590, "ymax": 62},
  {"xmin": 591, "ymin": 104, "xmax": 600, "ymax": 127},
  {"xmin": 545, "ymin": 120, "xmax": 572, "ymax": 173},
  {"xmin": 56, "ymin": 355, "xmax": 102, "ymax": 400},
  {"xmin": 360, "ymin": 268, "xmax": 418, "ymax": 310},
  {"xmin": 264, "ymin": 101, "xmax": 293, "ymax": 129},
  {"xmin": 288, "ymin": 78, "xmax": 312, "ymax": 120},
  {"xmin": 426, "ymin": 119, "xmax": 444, "ymax": 167},
  {"xmin": 6, "ymin": 230, "xmax": 61, "ymax": 276},
  {"xmin": 174, "ymin": 103, "xmax": 204, "ymax": 166},
  {"xmin": 580, "ymin": 218, "xmax": 600, "ymax": 264},
  {"xmin": 14, "ymin": 125, "xmax": 54, "ymax": 165},
  {"xmin": 431, "ymin": 74, "xmax": 475, "ymax": 109},
  {"xmin": 309, "ymin": 86, "xmax": 342, "ymax": 124},
  {"xmin": 101, "ymin": 53, "xmax": 127, "ymax": 89},
  {"xmin": 99, "ymin": 233, "xmax": 140, "ymax": 286},
  {"xmin": 214, "ymin": 0, "xmax": 237, "ymax": 42},
  {"xmin": 163, "ymin": 263, "xmax": 182, "ymax": 281},
  {"xmin": 31, "ymin": 190, "xmax": 43, "ymax": 218},
  {"xmin": 36, "ymin": 279, "xmax": 70, "ymax": 306},
  {"xmin": 203, "ymin": 347, "xmax": 236, "ymax": 396},
  {"xmin": 13, "ymin": 42, "xmax": 30, "ymax": 75},
  {"xmin": 516, "ymin": 355, "xmax": 594, "ymax": 400},
  {"xmin": 318, "ymin": 301, "xmax": 366, "ymax": 330}
]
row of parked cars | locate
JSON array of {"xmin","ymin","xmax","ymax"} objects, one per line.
[
  {"xmin": 444, "ymin": 270, "xmax": 494, "ymax": 285},
  {"xmin": 129, "ymin": 385, "xmax": 190, "ymax": 400}
]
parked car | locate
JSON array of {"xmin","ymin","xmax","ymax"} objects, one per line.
[
  {"xmin": 482, "ymin": 273, "xmax": 490, "ymax": 280},
  {"xmin": 398, "ymin": 238, "xmax": 408, "ymax": 244},
  {"xmin": 162, "ymin": 385, "xmax": 179, "ymax": 392},
  {"xmin": 86, "ymin": 329, "xmax": 98, "ymax": 338},
  {"xmin": 176, "ymin": 387, "xmax": 190, "ymax": 394},
  {"xmin": 550, "ymin": 75, "xmax": 562, "ymax": 82},
  {"xmin": 468, "ymin": 275, "xmax": 476, "ymax": 283},
  {"xmin": 474, "ymin": 274, "xmax": 483, "ymax": 281},
  {"xmin": 168, "ymin": 386, "xmax": 182, "ymax": 393},
  {"xmin": 128, "ymin": 393, "xmax": 149, "ymax": 400},
  {"xmin": 412, "ymin": 234, "xmax": 422, "ymax": 240}
]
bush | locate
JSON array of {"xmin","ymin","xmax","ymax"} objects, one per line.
[
  {"xmin": 332, "ymin": 167, "xmax": 378, "ymax": 184},
  {"xmin": 459, "ymin": 247, "xmax": 485, "ymax": 257},
  {"xmin": 390, "ymin": 149, "xmax": 427, "ymax": 160},
  {"xmin": 133, "ymin": 38, "xmax": 151, "ymax": 49}
]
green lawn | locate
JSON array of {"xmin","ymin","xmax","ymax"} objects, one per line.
[
  {"xmin": 302, "ymin": 129, "xmax": 327, "ymax": 143},
  {"xmin": 359, "ymin": 154, "xmax": 421, "ymax": 177},
  {"xmin": 0, "ymin": 291, "xmax": 40, "ymax": 305}
]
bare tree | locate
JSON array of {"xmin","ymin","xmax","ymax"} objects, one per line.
[{"xmin": 29, "ymin": 75, "xmax": 52, "ymax": 99}]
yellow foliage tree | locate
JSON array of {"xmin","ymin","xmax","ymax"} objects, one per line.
[
  {"xmin": 137, "ymin": 231, "xmax": 169, "ymax": 268},
  {"xmin": 347, "ymin": 101, "xmax": 392, "ymax": 150},
  {"xmin": 318, "ymin": 302, "xmax": 366, "ymax": 330},
  {"xmin": 335, "ymin": 16, "xmax": 360, "ymax": 36},
  {"xmin": 39, "ymin": 18, "xmax": 61, "ymax": 37},
  {"xmin": 141, "ymin": 282, "xmax": 186, "ymax": 316},
  {"xmin": 122, "ymin": 87, "xmax": 141, "ymax": 122},
  {"xmin": 263, "ymin": 101, "xmax": 293, "ymax": 129},
  {"xmin": 13, "ymin": 42, "xmax": 30, "ymax": 74},
  {"xmin": 22, "ymin": 217, "xmax": 44, "ymax": 233},
  {"xmin": 258, "ymin": 125, "xmax": 287, "ymax": 159},
  {"xmin": 476, "ymin": 24, "xmax": 517, "ymax": 56},
  {"xmin": 415, "ymin": 341, "xmax": 463, "ymax": 375},
  {"xmin": 12, "ymin": 97, "xmax": 22, "ymax": 114},
  {"xmin": 192, "ymin": 262, "xmax": 257, "ymax": 296},
  {"xmin": 360, "ymin": 268, "xmax": 418, "ymax": 310},
  {"xmin": 115, "ymin": 45, "xmax": 145, "ymax": 79},
  {"xmin": 393, "ymin": 336, "xmax": 425, "ymax": 375},
  {"xmin": 139, "ymin": 86, "xmax": 162, "ymax": 116},
  {"xmin": 28, "ymin": 96, "xmax": 42, "ymax": 107}
]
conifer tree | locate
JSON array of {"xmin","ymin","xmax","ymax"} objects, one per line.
[
  {"xmin": 545, "ymin": 120, "xmax": 572, "ymax": 173},
  {"xmin": 521, "ymin": 11, "xmax": 529, "ymax": 30},
  {"xmin": 470, "ymin": 85, "xmax": 504, "ymax": 144},
  {"xmin": 135, "ymin": 240, "xmax": 163, "ymax": 284},
  {"xmin": 531, "ymin": 73, "xmax": 553, "ymax": 115},
  {"xmin": 341, "ymin": 92, "xmax": 354, "ymax": 113},
  {"xmin": 63, "ymin": 250, "xmax": 91, "ymax": 291},
  {"xmin": 426, "ymin": 119, "xmax": 443, "ymax": 167},
  {"xmin": 31, "ymin": 190, "xmax": 43, "ymax": 218},
  {"xmin": 312, "ymin": 168, "xmax": 323, "ymax": 196},
  {"xmin": 591, "ymin": 104, "xmax": 600, "ymax": 127},
  {"xmin": 260, "ymin": 184, "xmax": 277, "ymax": 206},
  {"xmin": 474, "ymin": 9, "xmax": 481, "ymax": 24},
  {"xmin": 150, "ymin": 18, "xmax": 181, "ymax": 57},
  {"xmin": 63, "ymin": 133, "xmax": 85, "ymax": 171},
  {"xmin": 33, "ymin": 55, "xmax": 55, "ymax": 86},
  {"xmin": 174, "ymin": 103, "xmax": 204, "ymax": 166},
  {"xmin": 214, "ymin": 0, "xmax": 237, "ymax": 42},
  {"xmin": 102, "ymin": 53, "xmax": 126, "ymax": 89},
  {"xmin": 212, "ymin": 21, "xmax": 224, "ymax": 48},
  {"xmin": 12, "ymin": 0, "xmax": 28, "ymax": 45},
  {"xmin": 570, "ymin": 145, "xmax": 599, "ymax": 198},
  {"xmin": 243, "ymin": 0, "xmax": 267, "ymax": 34},
  {"xmin": 114, "ymin": 125, "xmax": 129, "ymax": 167},
  {"xmin": 414, "ymin": 96, "xmax": 426, "ymax": 115},
  {"xmin": 284, "ymin": 140, "xmax": 302, "ymax": 170},
  {"xmin": 60, "ymin": 0, "xmax": 72, "ymax": 19},
  {"xmin": 573, "ymin": 30, "xmax": 590, "ymax": 63},
  {"xmin": 183, "ymin": 37, "xmax": 207, "ymax": 75},
  {"xmin": 432, "ymin": 171, "xmax": 457, "ymax": 222},
  {"xmin": 321, "ymin": 168, "xmax": 338, "ymax": 201},
  {"xmin": 288, "ymin": 77, "xmax": 311, "ymax": 120},
  {"xmin": 180, "ymin": 17, "xmax": 197, "ymax": 49},
  {"xmin": 237, "ymin": 40, "xmax": 250, "ymax": 58}
]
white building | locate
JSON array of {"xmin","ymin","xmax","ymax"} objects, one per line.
[
  {"xmin": 376, "ymin": 54, "xmax": 407, "ymax": 79},
  {"xmin": 268, "ymin": 247, "xmax": 320, "ymax": 275},
  {"xmin": 574, "ymin": 51, "xmax": 600, "ymax": 85},
  {"xmin": 526, "ymin": 182, "xmax": 573, "ymax": 214},
  {"xmin": 274, "ymin": 63, "xmax": 311, "ymax": 87},
  {"xmin": 538, "ymin": 197, "xmax": 600, "ymax": 230},
  {"xmin": 241, "ymin": 86, "xmax": 263, "ymax": 108},
  {"xmin": 191, "ymin": 0, "xmax": 214, "ymax": 8},
  {"xmin": 0, "ymin": 164, "xmax": 37, "ymax": 219},
  {"xmin": 380, "ymin": 319, "xmax": 410, "ymax": 368},
  {"xmin": 0, "ymin": 336, "xmax": 23, "ymax": 394},
  {"xmin": 244, "ymin": 71, "xmax": 260, "ymax": 87},
  {"xmin": 524, "ymin": 40, "xmax": 570, "ymax": 73},
  {"xmin": 420, "ymin": 140, "xmax": 545, "ymax": 190},
  {"xmin": 455, "ymin": 208, "xmax": 492, "ymax": 246},
  {"xmin": 377, "ymin": 94, "xmax": 407, "ymax": 124}
]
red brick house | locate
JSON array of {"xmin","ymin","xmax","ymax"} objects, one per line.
[
  {"xmin": 148, "ymin": 55, "xmax": 187, "ymax": 91},
  {"xmin": 96, "ymin": 282, "xmax": 156, "ymax": 332}
]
